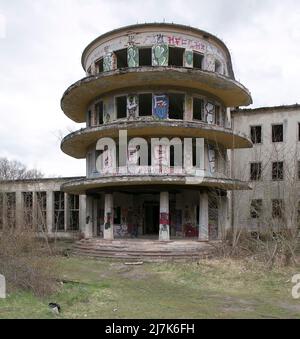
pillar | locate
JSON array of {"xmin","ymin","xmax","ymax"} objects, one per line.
[
  {"xmin": 46, "ymin": 191, "xmax": 54, "ymax": 235},
  {"xmin": 85, "ymin": 195, "xmax": 94, "ymax": 239},
  {"xmin": 159, "ymin": 192, "xmax": 170, "ymax": 242},
  {"xmin": 79, "ymin": 195, "xmax": 87, "ymax": 235},
  {"xmin": 218, "ymin": 196, "xmax": 228, "ymax": 240},
  {"xmin": 32, "ymin": 192, "xmax": 37, "ymax": 230},
  {"xmin": 199, "ymin": 192, "xmax": 209, "ymax": 242},
  {"xmin": 64, "ymin": 193, "xmax": 69, "ymax": 232},
  {"xmin": 15, "ymin": 191, "xmax": 23, "ymax": 229},
  {"xmin": 104, "ymin": 193, "xmax": 114, "ymax": 240}
]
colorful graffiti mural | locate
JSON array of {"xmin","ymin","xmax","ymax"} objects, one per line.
[
  {"xmin": 152, "ymin": 44, "xmax": 168, "ymax": 66},
  {"xmin": 153, "ymin": 95, "xmax": 169, "ymax": 119},
  {"xmin": 127, "ymin": 46, "xmax": 139, "ymax": 68},
  {"xmin": 127, "ymin": 95, "xmax": 139, "ymax": 119}
]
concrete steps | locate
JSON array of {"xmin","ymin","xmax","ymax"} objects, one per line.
[{"xmin": 72, "ymin": 239, "xmax": 215, "ymax": 261}]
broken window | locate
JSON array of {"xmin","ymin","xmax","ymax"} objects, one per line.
[
  {"xmin": 36, "ymin": 192, "xmax": 47, "ymax": 231},
  {"xmin": 139, "ymin": 94, "xmax": 152, "ymax": 117},
  {"xmin": 95, "ymin": 58, "xmax": 104, "ymax": 73},
  {"xmin": 251, "ymin": 126, "xmax": 262, "ymax": 144},
  {"xmin": 95, "ymin": 101, "xmax": 104, "ymax": 125},
  {"xmin": 250, "ymin": 163, "xmax": 262, "ymax": 181},
  {"xmin": 272, "ymin": 124, "xmax": 283, "ymax": 143},
  {"xmin": 54, "ymin": 192, "xmax": 65, "ymax": 232},
  {"xmin": 169, "ymin": 94, "xmax": 184, "ymax": 120},
  {"xmin": 168, "ymin": 47, "xmax": 185, "ymax": 67},
  {"xmin": 116, "ymin": 96, "xmax": 127, "ymax": 119},
  {"xmin": 272, "ymin": 162, "xmax": 284, "ymax": 181},
  {"xmin": 193, "ymin": 98, "xmax": 204, "ymax": 121},
  {"xmin": 193, "ymin": 52, "xmax": 204, "ymax": 69},
  {"xmin": 272, "ymin": 199, "xmax": 284, "ymax": 219},
  {"xmin": 69, "ymin": 195, "xmax": 79, "ymax": 231},
  {"xmin": 23, "ymin": 192, "xmax": 33, "ymax": 227},
  {"xmin": 250, "ymin": 200, "xmax": 263, "ymax": 219},
  {"xmin": 115, "ymin": 49, "xmax": 128, "ymax": 69},
  {"xmin": 139, "ymin": 48, "xmax": 152, "ymax": 66}
]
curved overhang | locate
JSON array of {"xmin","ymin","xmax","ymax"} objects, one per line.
[
  {"xmin": 61, "ymin": 67, "xmax": 252, "ymax": 123},
  {"xmin": 61, "ymin": 176, "xmax": 251, "ymax": 195},
  {"xmin": 61, "ymin": 120, "xmax": 252, "ymax": 159}
]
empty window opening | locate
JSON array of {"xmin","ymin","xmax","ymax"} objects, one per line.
[
  {"xmin": 23, "ymin": 192, "xmax": 33, "ymax": 227},
  {"xmin": 169, "ymin": 47, "xmax": 185, "ymax": 67},
  {"xmin": 193, "ymin": 98, "xmax": 204, "ymax": 121},
  {"xmin": 69, "ymin": 195, "xmax": 79, "ymax": 231},
  {"xmin": 87, "ymin": 110, "xmax": 92, "ymax": 127},
  {"xmin": 115, "ymin": 49, "xmax": 128, "ymax": 69},
  {"xmin": 54, "ymin": 192, "xmax": 65, "ymax": 232},
  {"xmin": 272, "ymin": 200, "xmax": 284, "ymax": 219},
  {"xmin": 37, "ymin": 192, "xmax": 47, "ymax": 231},
  {"xmin": 272, "ymin": 162, "xmax": 284, "ymax": 181},
  {"xmin": 6, "ymin": 193, "xmax": 16, "ymax": 228},
  {"xmin": 139, "ymin": 48, "xmax": 152, "ymax": 66},
  {"xmin": 169, "ymin": 94, "xmax": 184, "ymax": 120},
  {"xmin": 114, "ymin": 206, "xmax": 121, "ymax": 225},
  {"xmin": 116, "ymin": 96, "xmax": 127, "ymax": 119},
  {"xmin": 272, "ymin": 124, "xmax": 283, "ymax": 143},
  {"xmin": 95, "ymin": 101, "xmax": 104, "ymax": 125},
  {"xmin": 95, "ymin": 58, "xmax": 104, "ymax": 73},
  {"xmin": 139, "ymin": 94, "xmax": 152, "ymax": 116},
  {"xmin": 215, "ymin": 59, "xmax": 223, "ymax": 74},
  {"xmin": 193, "ymin": 52, "xmax": 204, "ymax": 69},
  {"xmin": 251, "ymin": 126, "xmax": 262, "ymax": 144},
  {"xmin": 170, "ymin": 146, "xmax": 175, "ymax": 168},
  {"xmin": 250, "ymin": 200, "xmax": 263, "ymax": 219},
  {"xmin": 250, "ymin": 163, "xmax": 262, "ymax": 181}
]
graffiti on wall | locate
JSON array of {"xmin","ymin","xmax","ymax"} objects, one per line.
[
  {"xmin": 153, "ymin": 145, "xmax": 169, "ymax": 174},
  {"xmin": 205, "ymin": 102, "xmax": 215, "ymax": 125},
  {"xmin": 152, "ymin": 44, "xmax": 168, "ymax": 66},
  {"xmin": 153, "ymin": 95, "xmax": 169, "ymax": 119},
  {"xmin": 185, "ymin": 50, "xmax": 193, "ymax": 68},
  {"xmin": 128, "ymin": 46, "xmax": 139, "ymax": 68},
  {"xmin": 127, "ymin": 95, "xmax": 139, "ymax": 119},
  {"xmin": 103, "ymin": 53, "xmax": 114, "ymax": 72}
]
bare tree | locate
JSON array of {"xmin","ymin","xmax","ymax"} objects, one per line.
[{"xmin": 0, "ymin": 157, "xmax": 44, "ymax": 181}]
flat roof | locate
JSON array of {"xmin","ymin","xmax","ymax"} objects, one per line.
[
  {"xmin": 233, "ymin": 103, "xmax": 300, "ymax": 114},
  {"xmin": 0, "ymin": 176, "xmax": 85, "ymax": 185}
]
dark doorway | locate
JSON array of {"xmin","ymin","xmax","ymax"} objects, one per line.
[{"xmin": 144, "ymin": 203, "xmax": 159, "ymax": 235}]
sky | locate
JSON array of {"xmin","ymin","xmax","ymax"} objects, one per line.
[{"xmin": 0, "ymin": 0, "xmax": 300, "ymax": 177}]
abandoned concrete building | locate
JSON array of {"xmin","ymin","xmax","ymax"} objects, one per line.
[{"xmin": 1, "ymin": 24, "xmax": 299, "ymax": 249}]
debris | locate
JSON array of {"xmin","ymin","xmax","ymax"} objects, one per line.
[
  {"xmin": 124, "ymin": 262, "xmax": 144, "ymax": 266},
  {"xmin": 49, "ymin": 303, "xmax": 61, "ymax": 315}
]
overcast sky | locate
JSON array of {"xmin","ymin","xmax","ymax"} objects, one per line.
[{"xmin": 0, "ymin": 0, "xmax": 300, "ymax": 177}]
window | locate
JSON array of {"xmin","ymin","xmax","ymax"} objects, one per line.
[
  {"xmin": 115, "ymin": 49, "xmax": 128, "ymax": 68},
  {"xmin": 54, "ymin": 192, "xmax": 65, "ymax": 232},
  {"xmin": 36, "ymin": 192, "xmax": 47, "ymax": 231},
  {"xmin": 193, "ymin": 52, "xmax": 204, "ymax": 69},
  {"xmin": 139, "ymin": 94, "xmax": 152, "ymax": 116},
  {"xmin": 69, "ymin": 195, "xmax": 79, "ymax": 231},
  {"xmin": 250, "ymin": 200, "xmax": 263, "ymax": 219},
  {"xmin": 272, "ymin": 162, "xmax": 284, "ymax": 181},
  {"xmin": 169, "ymin": 94, "xmax": 184, "ymax": 120},
  {"xmin": 272, "ymin": 199, "xmax": 284, "ymax": 219},
  {"xmin": 250, "ymin": 162, "xmax": 262, "ymax": 181},
  {"xmin": 251, "ymin": 126, "xmax": 262, "ymax": 144},
  {"xmin": 6, "ymin": 193, "xmax": 16, "ymax": 228},
  {"xmin": 116, "ymin": 96, "xmax": 127, "ymax": 119},
  {"xmin": 272, "ymin": 124, "xmax": 283, "ymax": 143},
  {"xmin": 215, "ymin": 106, "xmax": 222, "ymax": 126},
  {"xmin": 139, "ymin": 48, "xmax": 152, "ymax": 66},
  {"xmin": 114, "ymin": 207, "xmax": 121, "ymax": 225},
  {"xmin": 95, "ymin": 101, "xmax": 104, "ymax": 125},
  {"xmin": 95, "ymin": 58, "xmax": 104, "ymax": 73},
  {"xmin": 168, "ymin": 47, "xmax": 185, "ymax": 67},
  {"xmin": 23, "ymin": 192, "xmax": 33, "ymax": 227},
  {"xmin": 193, "ymin": 98, "xmax": 204, "ymax": 121}
]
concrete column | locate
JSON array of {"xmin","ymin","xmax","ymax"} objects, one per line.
[
  {"xmin": 79, "ymin": 195, "xmax": 87, "ymax": 235},
  {"xmin": 46, "ymin": 191, "xmax": 54, "ymax": 235},
  {"xmin": 199, "ymin": 192, "xmax": 209, "ymax": 242},
  {"xmin": 64, "ymin": 193, "xmax": 69, "ymax": 232},
  {"xmin": 104, "ymin": 194, "xmax": 114, "ymax": 240},
  {"xmin": 159, "ymin": 192, "xmax": 170, "ymax": 242},
  {"xmin": 218, "ymin": 196, "xmax": 228, "ymax": 240},
  {"xmin": 85, "ymin": 195, "xmax": 94, "ymax": 239},
  {"xmin": 15, "ymin": 192, "xmax": 23, "ymax": 229}
]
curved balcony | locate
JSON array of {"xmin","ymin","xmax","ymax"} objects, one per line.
[
  {"xmin": 61, "ymin": 66, "xmax": 253, "ymax": 123},
  {"xmin": 61, "ymin": 172, "xmax": 251, "ymax": 195},
  {"xmin": 61, "ymin": 120, "xmax": 252, "ymax": 158}
]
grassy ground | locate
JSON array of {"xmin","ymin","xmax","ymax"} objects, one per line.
[{"xmin": 0, "ymin": 256, "xmax": 300, "ymax": 319}]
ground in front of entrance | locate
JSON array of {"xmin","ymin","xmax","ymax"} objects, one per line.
[{"xmin": 1, "ymin": 256, "xmax": 300, "ymax": 319}]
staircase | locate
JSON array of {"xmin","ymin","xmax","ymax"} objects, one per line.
[{"xmin": 72, "ymin": 238, "xmax": 216, "ymax": 262}]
